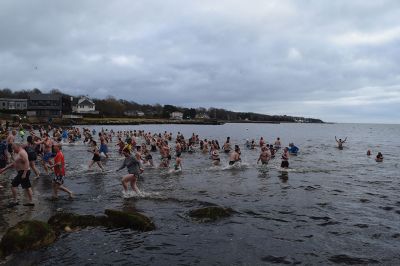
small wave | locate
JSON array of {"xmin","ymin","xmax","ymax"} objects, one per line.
[
  {"xmin": 221, "ymin": 162, "xmax": 251, "ymax": 170},
  {"xmin": 167, "ymin": 168, "xmax": 182, "ymax": 174},
  {"xmin": 122, "ymin": 190, "xmax": 160, "ymax": 199}
]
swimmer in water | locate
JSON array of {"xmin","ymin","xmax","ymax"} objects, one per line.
[
  {"xmin": 288, "ymin": 143, "xmax": 299, "ymax": 155},
  {"xmin": 375, "ymin": 152, "xmax": 383, "ymax": 162},
  {"xmin": 274, "ymin": 137, "xmax": 281, "ymax": 150},
  {"xmin": 259, "ymin": 137, "xmax": 265, "ymax": 148},
  {"xmin": 335, "ymin": 136, "xmax": 347, "ymax": 149},
  {"xmin": 367, "ymin": 150, "xmax": 371, "ymax": 156},
  {"xmin": 268, "ymin": 144, "xmax": 276, "ymax": 158},
  {"xmin": 250, "ymin": 139, "xmax": 256, "ymax": 149}
]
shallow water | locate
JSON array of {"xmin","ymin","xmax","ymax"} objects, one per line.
[{"xmin": 1, "ymin": 123, "xmax": 400, "ymax": 265}]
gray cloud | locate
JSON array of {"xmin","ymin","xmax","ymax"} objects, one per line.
[{"xmin": 1, "ymin": 0, "xmax": 400, "ymax": 123}]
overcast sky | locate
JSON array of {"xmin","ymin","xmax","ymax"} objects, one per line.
[{"xmin": 1, "ymin": 0, "xmax": 399, "ymax": 123}]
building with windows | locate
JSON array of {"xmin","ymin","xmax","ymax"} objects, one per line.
[
  {"xmin": 72, "ymin": 96, "xmax": 98, "ymax": 114},
  {"xmin": 0, "ymin": 98, "xmax": 27, "ymax": 111},
  {"xmin": 170, "ymin": 111, "xmax": 183, "ymax": 120},
  {"xmin": 27, "ymin": 94, "xmax": 62, "ymax": 117}
]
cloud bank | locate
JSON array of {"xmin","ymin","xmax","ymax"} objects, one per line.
[{"xmin": 1, "ymin": 0, "xmax": 400, "ymax": 123}]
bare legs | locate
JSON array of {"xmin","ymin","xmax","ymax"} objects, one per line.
[
  {"xmin": 88, "ymin": 160, "xmax": 105, "ymax": 171},
  {"xmin": 30, "ymin": 161, "xmax": 40, "ymax": 179},
  {"xmin": 52, "ymin": 182, "xmax": 73, "ymax": 199},
  {"xmin": 11, "ymin": 186, "xmax": 33, "ymax": 204},
  {"xmin": 121, "ymin": 174, "xmax": 141, "ymax": 194}
]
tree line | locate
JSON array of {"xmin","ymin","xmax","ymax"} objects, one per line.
[{"xmin": 0, "ymin": 88, "xmax": 323, "ymax": 123}]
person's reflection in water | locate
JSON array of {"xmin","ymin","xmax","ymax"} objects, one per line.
[{"xmin": 279, "ymin": 171, "xmax": 288, "ymax": 183}]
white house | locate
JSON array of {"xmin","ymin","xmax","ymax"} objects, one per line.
[
  {"xmin": 170, "ymin": 111, "xmax": 183, "ymax": 120},
  {"xmin": 195, "ymin": 113, "xmax": 210, "ymax": 119},
  {"xmin": 72, "ymin": 96, "xmax": 98, "ymax": 114}
]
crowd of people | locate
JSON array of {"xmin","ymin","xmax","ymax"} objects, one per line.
[{"xmin": 0, "ymin": 123, "xmax": 385, "ymax": 208}]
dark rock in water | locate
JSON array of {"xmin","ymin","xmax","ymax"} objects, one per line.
[
  {"xmin": 392, "ymin": 233, "xmax": 400, "ymax": 238},
  {"xmin": 379, "ymin": 206, "xmax": 394, "ymax": 211},
  {"xmin": 48, "ymin": 210, "xmax": 155, "ymax": 232},
  {"xmin": 104, "ymin": 209, "xmax": 155, "ymax": 231},
  {"xmin": 354, "ymin": 224, "xmax": 369, "ymax": 228},
  {"xmin": 48, "ymin": 213, "xmax": 102, "ymax": 232},
  {"xmin": 189, "ymin": 206, "xmax": 233, "ymax": 222},
  {"xmin": 0, "ymin": 220, "xmax": 56, "ymax": 257},
  {"xmin": 371, "ymin": 233, "xmax": 381, "ymax": 239},
  {"xmin": 329, "ymin": 254, "xmax": 379, "ymax": 264},
  {"xmin": 318, "ymin": 221, "xmax": 340, "ymax": 226},
  {"xmin": 304, "ymin": 186, "xmax": 318, "ymax": 191},
  {"xmin": 309, "ymin": 216, "xmax": 331, "ymax": 221},
  {"xmin": 359, "ymin": 198, "xmax": 370, "ymax": 203},
  {"xmin": 261, "ymin": 255, "xmax": 297, "ymax": 264}
]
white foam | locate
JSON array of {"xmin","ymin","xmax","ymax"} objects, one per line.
[{"xmin": 122, "ymin": 190, "xmax": 160, "ymax": 198}]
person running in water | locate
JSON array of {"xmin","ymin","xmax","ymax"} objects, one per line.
[
  {"xmin": 174, "ymin": 153, "xmax": 183, "ymax": 171},
  {"xmin": 257, "ymin": 146, "xmax": 271, "ymax": 165},
  {"xmin": 0, "ymin": 143, "xmax": 34, "ymax": 207},
  {"xmin": 259, "ymin": 137, "xmax": 265, "ymax": 148},
  {"xmin": 211, "ymin": 143, "xmax": 221, "ymax": 165},
  {"xmin": 47, "ymin": 143, "xmax": 73, "ymax": 199},
  {"xmin": 88, "ymin": 141, "xmax": 105, "ymax": 171},
  {"xmin": 6, "ymin": 130, "xmax": 16, "ymax": 158},
  {"xmin": 0, "ymin": 134, "xmax": 8, "ymax": 189},
  {"xmin": 99, "ymin": 135, "xmax": 109, "ymax": 158},
  {"xmin": 229, "ymin": 145, "xmax": 241, "ymax": 166},
  {"xmin": 117, "ymin": 148, "xmax": 143, "ymax": 195},
  {"xmin": 335, "ymin": 136, "xmax": 347, "ymax": 149},
  {"xmin": 281, "ymin": 147, "xmax": 290, "ymax": 169},
  {"xmin": 274, "ymin": 137, "xmax": 281, "ymax": 150},
  {"xmin": 41, "ymin": 134, "xmax": 54, "ymax": 175},
  {"xmin": 223, "ymin": 137, "xmax": 231, "ymax": 153},
  {"xmin": 26, "ymin": 136, "xmax": 40, "ymax": 179}
]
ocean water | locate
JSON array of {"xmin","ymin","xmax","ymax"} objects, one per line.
[{"xmin": 1, "ymin": 123, "xmax": 400, "ymax": 265}]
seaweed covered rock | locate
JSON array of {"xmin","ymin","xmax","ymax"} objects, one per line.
[
  {"xmin": 0, "ymin": 220, "xmax": 56, "ymax": 257},
  {"xmin": 48, "ymin": 213, "xmax": 103, "ymax": 232},
  {"xmin": 105, "ymin": 209, "xmax": 155, "ymax": 231},
  {"xmin": 47, "ymin": 210, "xmax": 155, "ymax": 232},
  {"xmin": 189, "ymin": 206, "xmax": 233, "ymax": 222}
]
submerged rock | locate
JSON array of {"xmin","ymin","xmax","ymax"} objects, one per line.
[
  {"xmin": 0, "ymin": 220, "xmax": 56, "ymax": 257},
  {"xmin": 329, "ymin": 254, "xmax": 379, "ymax": 264},
  {"xmin": 189, "ymin": 206, "xmax": 233, "ymax": 222},
  {"xmin": 0, "ymin": 209, "xmax": 154, "ymax": 257},
  {"xmin": 48, "ymin": 213, "xmax": 103, "ymax": 232},
  {"xmin": 104, "ymin": 209, "xmax": 155, "ymax": 231},
  {"xmin": 48, "ymin": 209, "xmax": 155, "ymax": 232}
]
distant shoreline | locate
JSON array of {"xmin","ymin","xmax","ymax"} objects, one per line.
[{"xmin": 3, "ymin": 116, "xmax": 325, "ymax": 128}]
